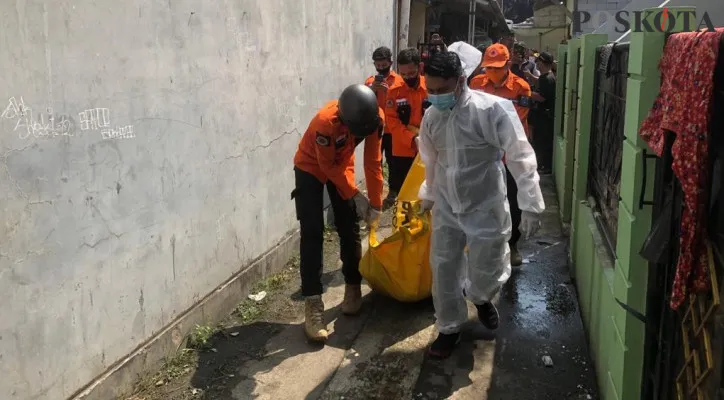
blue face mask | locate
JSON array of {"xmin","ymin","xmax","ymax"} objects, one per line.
[{"xmin": 427, "ymin": 82, "xmax": 460, "ymax": 110}]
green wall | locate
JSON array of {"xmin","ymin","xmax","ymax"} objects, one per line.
[
  {"xmin": 553, "ymin": 39, "xmax": 579, "ymax": 225},
  {"xmin": 552, "ymin": 7, "xmax": 696, "ymax": 399}
]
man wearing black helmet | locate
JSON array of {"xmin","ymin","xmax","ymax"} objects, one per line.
[{"xmin": 292, "ymin": 84, "xmax": 385, "ymax": 342}]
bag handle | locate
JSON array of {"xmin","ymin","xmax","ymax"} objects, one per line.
[{"xmin": 368, "ymin": 209, "xmax": 431, "ymax": 247}]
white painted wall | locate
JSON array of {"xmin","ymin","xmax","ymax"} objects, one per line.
[
  {"xmin": 535, "ymin": 4, "xmax": 568, "ymax": 28},
  {"xmin": 513, "ymin": 5, "xmax": 568, "ymax": 53},
  {"xmin": 0, "ymin": 1, "xmax": 394, "ymax": 399},
  {"xmin": 409, "ymin": 0, "xmax": 428, "ymax": 47},
  {"xmin": 515, "ymin": 28, "xmax": 569, "ymax": 53}
]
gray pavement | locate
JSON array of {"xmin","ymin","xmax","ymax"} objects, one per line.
[{"xmin": 132, "ymin": 175, "xmax": 598, "ymax": 400}]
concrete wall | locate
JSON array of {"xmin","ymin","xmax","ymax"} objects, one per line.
[
  {"xmin": 512, "ymin": 6, "xmax": 567, "ymax": 52},
  {"xmin": 0, "ymin": 1, "xmax": 394, "ymax": 399},
  {"xmin": 515, "ymin": 28, "xmax": 568, "ymax": 53},
  {"xmin": 535, "ymin": 4, "xmax": 568, "ymax": 28}
]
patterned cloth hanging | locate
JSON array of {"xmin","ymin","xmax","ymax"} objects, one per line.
[{"xmin": 639, "ymin": 29, "xmax": 724, "ymax": 310}]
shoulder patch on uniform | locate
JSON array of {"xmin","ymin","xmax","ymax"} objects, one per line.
[
  {"xmin": 315, "ymin": 132, "xmax": 331, "ymax": 146},
  {"xmin": 334, "ymin": 134, "xmax": 348, "ymax": 148}
]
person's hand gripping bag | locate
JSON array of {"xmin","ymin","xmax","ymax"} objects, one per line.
[
  {"xmin": 359, "ymin": 202, "xmax": 433, "ymax": 302},
  {"xmin": 359, "ymin": 154, "xmax": 433, "ymax": 302}
]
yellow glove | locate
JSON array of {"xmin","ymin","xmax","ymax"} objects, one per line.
[{"xmin": 368, "ymin": 208, "xmax": 382, "ymax": 229}]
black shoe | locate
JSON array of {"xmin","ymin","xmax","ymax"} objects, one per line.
[
  {"xmin": 382, "ymin": 197, "xmax": 396, "ymax": 210},
  {"xmin": 428, "ymin": 332, "xmax": 461, "ymax": 359},
  {"xmin": 476, "ymin": 302, "xmax": 500, "ymax": 330},
  {"xmin": 510, "ymin": 244, "xmax": 523, "ymax": 268}
]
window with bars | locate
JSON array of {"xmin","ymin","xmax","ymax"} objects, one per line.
[{"xmin": 587, "ymin": 43, "xmax": 629, "ymax": 255}]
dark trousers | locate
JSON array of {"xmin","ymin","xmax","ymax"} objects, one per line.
[
  {"xmin": 381, "ymin": 133, "xmax": 392, "ymax": 165},
  {"xmin": 506, "ymin": 166, "xmax": 522, "ymax": 246},
  {"xmin": 533, "ymin": 115, "xmax": 554, "ymax": 170},
  {"xmin": 381, "ymin": 133, "xmax": 393, "ymax": 186},
  {"xmin": 388, "ymin": 155, "xmax": 415, "ymax": 195},
  {"xmin": 292, "ymin": 167, "xmax": 363, "ymax": 296}
]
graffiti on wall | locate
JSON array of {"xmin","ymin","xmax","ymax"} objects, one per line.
[
  {"xmin": 1, "ymin": 97, "xmax": 75, "ymax": 139},
  {"xmin": 1, "ymin": 97, "xmax": 136, "ymax": 141},
  {"xmin": 78, "ymin": 108, "xmax": 111, "ymax": 131}
]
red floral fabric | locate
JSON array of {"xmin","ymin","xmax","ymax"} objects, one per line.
[{"xmin": 639, "ymin": 29, "xmax": 723, "ymax": 310}]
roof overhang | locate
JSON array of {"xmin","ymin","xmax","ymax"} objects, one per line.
[{"xmin": 512, "ymin": 26, "xmax": 567, "ymax": 34}]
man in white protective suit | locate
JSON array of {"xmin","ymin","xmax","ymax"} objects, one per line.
[{"xmin": 416, "ymin": 51, "xmax": 545, "ymax": 359}]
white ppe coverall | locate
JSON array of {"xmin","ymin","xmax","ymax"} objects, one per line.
[{"xmin": 417, "ymin": 87, "xmax": 545, "ymax": 334}]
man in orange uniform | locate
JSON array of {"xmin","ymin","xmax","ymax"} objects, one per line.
[
  {"xmin": 292, "ymin": 84, "xmax": 384, "ymax": 342},
  {"xmin": 364, "ymin": 46, "xmax": 402, "ymax": 175},
  {"xmin": 469, "ymin": 43, "xmax": 533, "ymax": 268},
  {"xmin": 383, "ymin": 48, "xmax": 430, "ymax": 209}
]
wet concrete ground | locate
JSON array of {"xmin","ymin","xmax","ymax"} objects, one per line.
[{"xmin": 128, "ymin": 176, "xmax": 598, "ymax": 400}]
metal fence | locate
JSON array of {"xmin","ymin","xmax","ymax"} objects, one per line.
[{"xmin": 587, "ymin": 43, "xmax": 629, "ymax": 254}]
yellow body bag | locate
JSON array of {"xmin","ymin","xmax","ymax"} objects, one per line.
[{"xmin": 359, "ymin": 155, "xmax": 433, "ymax": 302}]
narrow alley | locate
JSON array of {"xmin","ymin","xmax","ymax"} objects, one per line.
[
  {"xmin": 6, "ymin": 1, "xmax": 724, "ymax": 400},
  {"xmin": 126, "ymin": 176, "xmax": 597, "ymax": 400}
]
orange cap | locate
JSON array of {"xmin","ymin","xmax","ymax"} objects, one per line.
[{"xmin": 482, "ymin": 44, "xmax": 510, "ymax": 68}]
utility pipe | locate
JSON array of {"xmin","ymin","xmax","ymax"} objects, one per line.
[
  {"xmin": 398, "ymin": 0, "xmax": 411, "ymax": 51},
  {"xmin": 393, "ymin": 0, "xmax": 399, "ymax": 69},
  {"xmin": 468, "ymin": 0, "xmax": 477, "ymax": 44}
]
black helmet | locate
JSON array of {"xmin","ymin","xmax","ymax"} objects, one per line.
[{"xmin": 338, "ymin": 84, "xmax": 381, "ymax": 137}]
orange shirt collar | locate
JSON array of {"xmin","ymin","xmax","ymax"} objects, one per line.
[{"xmin": 481, "ymin": 72, "xmax": 517, "ymax": 92}]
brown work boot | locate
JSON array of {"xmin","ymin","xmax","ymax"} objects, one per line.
[
  {"xmin": 304, "ymin": 295, "xmax": 328, "ymax": 342},
  {"xmin": 510, "ymin": 244, "xmax": 523, "ymax": 269},
  {"xmin": 341, "ymin": 284, "xmax": 362, "ymax": 315}
]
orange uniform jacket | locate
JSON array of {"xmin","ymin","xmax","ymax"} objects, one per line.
[
  {"xmin": 293, "ymin": 100, "xmax": 385, "ymax": 209},
  {"xmin": 469, "ymin": 72, "xmax": 532, "ymax": 137},
  {"xmin": 384, "ymin": 77, "xmax": 429, "ymax": 158},
  {"xmin": 364, "ymin": 71, "xmax": 403, "ymax": 110}
]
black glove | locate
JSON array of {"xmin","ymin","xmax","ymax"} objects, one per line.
[{"xmin": 397, "ymin": 104, "xmax": 411, "ymax": 126}]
